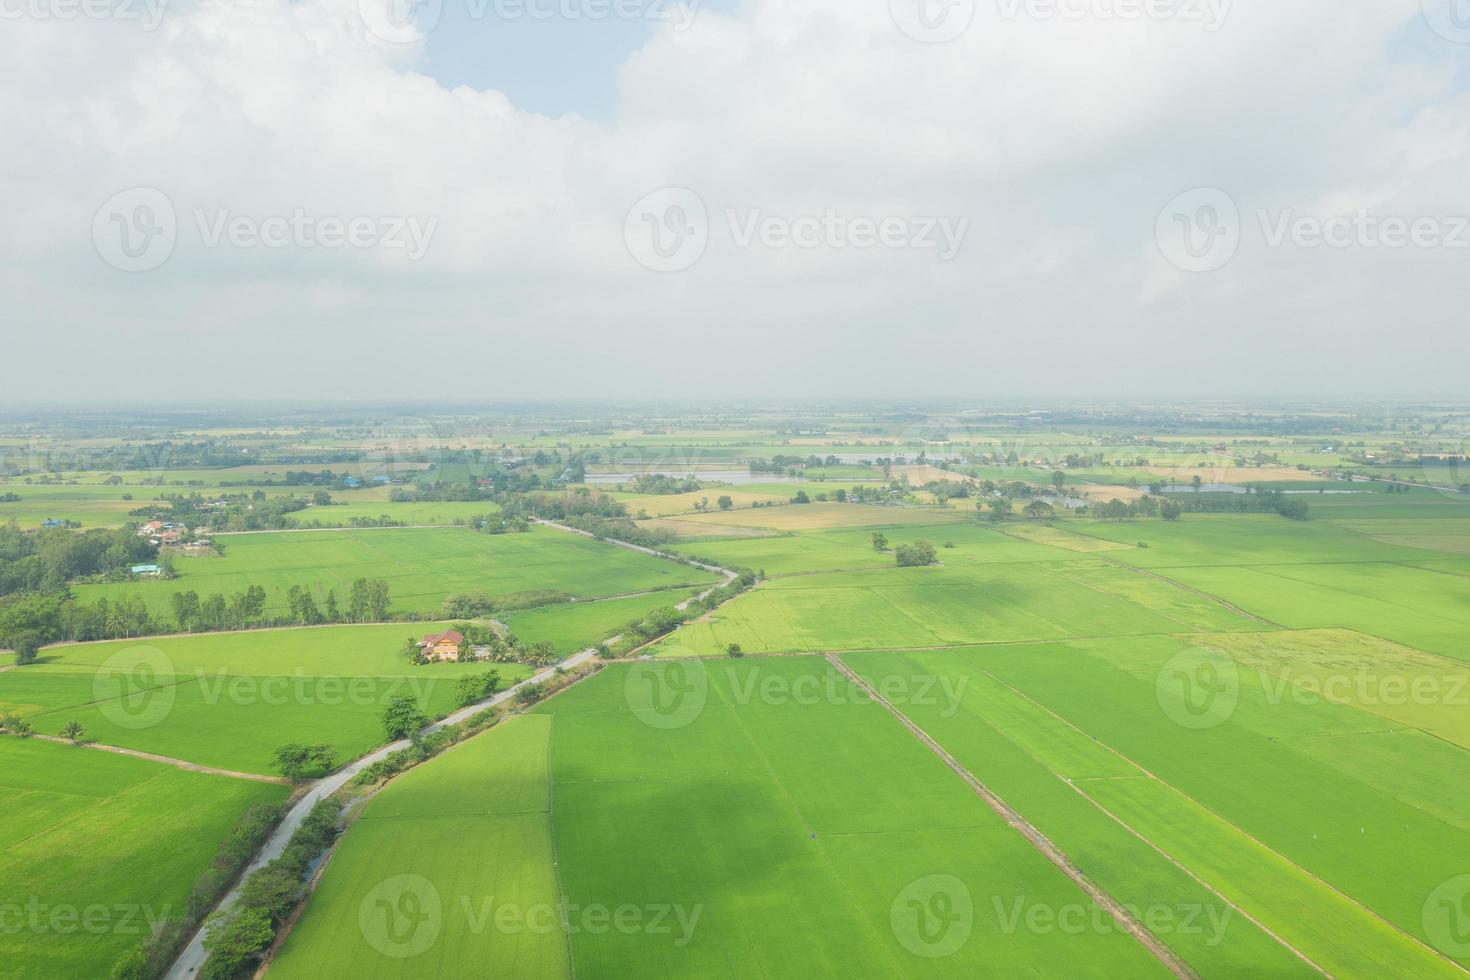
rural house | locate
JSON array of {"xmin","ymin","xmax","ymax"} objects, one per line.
[{"xmin": 419, "ymin": 629, "xmax": 465, "ymax": 662}]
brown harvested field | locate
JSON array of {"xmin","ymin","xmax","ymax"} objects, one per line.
[
  {"xmin": 612, "ymin": 488, "xmax": 794, "ymax": 517},
  {"xmin": 1072, "ymin": 483, "xmax": 1151, "ymax": 503},
  {"xmin": 636, "ymin": 517, "xmax": 780, "ymax": 540},
  {"xmin": 1002, "ymin": 523, "xmax": 1136, "ymax": 553},
  {"xmin": 891, "ymin": 464, "xmax": 967, "ymax": 485},
  {"xmin": 1143, "ymin": 463, "xmax": 1319, "ymax": 484},
  {"xmin": 653, "ymin": 502, "xmax": 968, "ymax": 533}
]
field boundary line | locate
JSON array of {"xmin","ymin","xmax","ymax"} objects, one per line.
[
  {"xmin": 28, "ymin": 734, "xmax": 290, "ymax": 784},
  {"xmin": 545, "ymin": 712, "xmax": 578, "ymax": 980},
  {"xmin": 926, "ymin": 657, "xmax": 1329, "ymax": 976},
  {"xmin": 1093, "ymin": 555, "xmax": 1287, "ymax": 628},
  {"xmin": 967, "ymin": 661, "xmax": 1470, "ymax": 978},
  {"xmin": 827, "ymin": 654, "xmax": 1198, "ymax": 980}
]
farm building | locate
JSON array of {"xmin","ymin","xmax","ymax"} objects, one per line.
[
  {"xmin": 419, "ymin": 629, "xmax": 465, "ymax": 662},
  {"xmin": 130, "ymin": 564, "xmax": 161, "ymax": 578}
]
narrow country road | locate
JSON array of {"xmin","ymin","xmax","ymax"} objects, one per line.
[
  {"xmin": 164, "ymin": 649, "xmax": 595, "ymax": 980},
  {"xmin": 164, "ymin": 524, "xmax": 739, "ymax": 980}
]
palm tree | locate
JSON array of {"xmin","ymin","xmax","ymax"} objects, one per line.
[{"xmin": 60, "ymin": 721, "xmax": 86, "ymax": 743}]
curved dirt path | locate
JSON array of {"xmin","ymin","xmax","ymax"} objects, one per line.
[{"xmin": 29, "ymin": 735, "xmax": 289, "ymax": 784}]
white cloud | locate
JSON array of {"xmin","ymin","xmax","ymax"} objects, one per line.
[{"xmin": 1, "ymin": 0, "xmax": 1467, "ymax": 402}]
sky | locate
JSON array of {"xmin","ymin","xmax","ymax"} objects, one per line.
[{"xmin": 3, "ymin": 0, "xmax": 1469, "ymax": 406}]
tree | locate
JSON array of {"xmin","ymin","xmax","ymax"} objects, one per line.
[
  {"xmin": 454, "ymin": 670, "xmax": 502, "ymax": 707},
  {"xmin": 791, "ymin": 490, "xmax": 811, "ymax": 504},
  {"xmin": 1023, "ymin": 500, "xmax": 1055, "ymax": 521},
  {"xmin": 10, "ymin": 630, "xmax": 42, "ymax": 666},
  {"xmin": 171, "ymin": 590, "xmax": 200, "ymax": 630},
  {"xmin": 987, "ymin": 498, "xmax": 1013, "ymax": 522},
  {"xmin": 1192, "ymin": 475, "xmax": 1204, "ymax": 492},
  {"xmin": 271, "ymin": 743, "xmax": 333, "ymax": 780},
  {"xmin": 871, "ymin": 532, "xmax": 888, "ymax": 552},
  {"xmin": 312, "ymin": 490, "xmax": 333, "ymax": 507},
  {"xmin": 61, "ymin": 720, "xmax": 86, "ymax": 742},
  {"xmin": 1161, "ymin": 500, "xmax": 1183, "ymax": 521},
  {"xmin": 201, "ymin": 906, "xmax": 274, "ymax": 980},
  {"xmin": 727, "ymin": 643, "xmax": 743, "ymax": 658},
  {"xmin": 347, "ymin": 579, "xmax": 371, "ymax": 622},
  {"xmin": 717, "ymin": 495, "xmax": 734, "ymax": 511},
  {"xmin": 1051, "ymin": 471, "xmax": 1066, "ymax": 492},
  {"xmin": 324, "ymin": 590, "xmax": 340, "ymax": 622},
  {"xmin": 237, "ymin": 865, "xmax": 303, "ymax": 925},
  {"xmin": 273, "ymin": 743, "xmax": 311, "ymax": 780},
  {"xmin": 404, "ymin": 636, "xmax": 425, "ymax": 665},
  {"xmin": 894, "ymin": 540, "xmax": 938, "ymax": 567},
  {"xmin": 368, "ymin": 579, "xmax": 391, "ymax": 620},
  {"xmin": 382, "ymin": 696, "xmax": 426, "ymax": 740}
]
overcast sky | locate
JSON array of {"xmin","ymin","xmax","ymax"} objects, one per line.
[{"xmin": 3, "ymin": 0, "xmax": 1468, "ymax": 406}]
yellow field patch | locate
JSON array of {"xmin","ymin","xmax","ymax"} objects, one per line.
[
  {"xmin": 1071, "ymin": 484, "xmax": 1150, "ymax": 503},
  {"xmin": 1003, "ymin": 523, "xmax": 1135, "ymax": 553},
  {"xmin": 891, "ymin": 464, "xmax": 967, "ymax": 485},
  {"xmin": 660, "ymin": 502, "xmax": 966, "ymax": 533},
  {"xmin": 1327, "ymin": 519, "xmax": 1470, "ymax": 556},
  {"xmin": 1196, "ymin": 629, "xmax": 1470, "ymax": 750},
  {"xmin": 614, "ymin": 488, "xmax": 794, "ymax": 518},
  {"xmin": 1143, "ymin": 463, "xmax": 1318, "ymax": 484}
]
